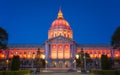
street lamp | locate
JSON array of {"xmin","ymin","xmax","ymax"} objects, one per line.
[
  {"xmin": 75, "ymin": 54, "xmax": 79, "ymax": 70},
  {"xmin": 45, "ymin": 60, "xmax": 48, "ymax": 69},
  {"xmin": 32, "ymin": 55, "xmax": 35, "ymax": 69},
  {"xmin": 76, "ymin": 54, "xmax": 79, "ymax": 59},
  {"xmin": 42, "ymin": 54, "xmax": 46, "ymax": 69},
  {"xmin": 40, "ymin": 54, "xmax": 45, "ymax": 71},
  {"xmin": 6, "ymin": 59, "xmax": 9, "ymax": 70},
  {"xmin": 42, "ymin": 54, "xmax": 45, "ymax": 60},
  {"xmin": 83, "ymin": 53, "xmax": 86, "ymax": 71}
]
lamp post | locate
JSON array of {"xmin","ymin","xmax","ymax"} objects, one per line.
[
  {"xmin": 83, "ymin": 53, "xmax": 86, "ymax": 71},
  {"xmin": 75, "ymin": 54, "xmax": 79, "ymax": 69},
  {"xmin": 80, "ymin": 48, "xmax": 87, "ymax": 72},
  {"xmin": 6, "ymin": 59, "xmax": 9, "ymax": 70},
  {"xmin": 45, "ymin": 60, "xmax": 48, "ymax": 71},
  {"xmin": 42, "ymin": 54, "xmax": 45, "ymax": 67},
  {"xmin": 32, "ymin": 55, "xmax": 35, "ymax": 69},
  {"xmin": 42, "ymin": 54, "xmax": 45, "ymax": 60},
  {"xmin": 36, "ymin": 48, "xmax": 40, "ymax": 73},
  {"xmin": 41, "ymin": 54, "xmax": 45, "ymax": 71},
  {"xmin": 76, "ymin": 54, "xmax": 79, "ymax": 59},
  {"xmin": 6, "ymin": 48, "xmax": 9, "ymax": 71}
]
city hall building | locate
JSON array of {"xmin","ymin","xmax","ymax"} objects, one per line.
[{"xmin": 0, "ymin": 9, "xmax": 119, "ymax": 69}]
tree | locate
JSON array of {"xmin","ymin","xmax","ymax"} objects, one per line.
[
  {"xmin": 76, "ymin": 50, "xmax": 84, "ymax": 69},
  {"xmin": 0, "ymin": 27, "xmax": 8, "ymax": 49},
  {"xmin": 101, "ymin": 55, "xmax": 110, "ymax": 70},
  {"xmin": 111, "ymin": 26, "xmax": 120, "ymax": 49},
  {"xmin": 76, "ymin": 48, "xmax": 92, "ymax": 70},
  {"xmin": 11, "ymin": 55, "xmax": 20, "ymax": 71},
  {"xmin": 85, "ymin": 53, "xmax": 92, "ymax": 64}
]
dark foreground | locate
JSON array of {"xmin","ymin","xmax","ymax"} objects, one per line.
[{"xmin": 26, "ymin": 72, "xmax": 95, "ymax": 75}]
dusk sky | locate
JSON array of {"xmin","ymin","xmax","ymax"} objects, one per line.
[{"xmin": 0, "ymin": 0, "xmax": 120, "ymax": 44}]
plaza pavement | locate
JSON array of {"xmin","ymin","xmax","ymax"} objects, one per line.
[
  {"xmin": 25, "ymin": 69, "xmax": 96, "ymax": 75},
  {"xmin": 25, "ymin": 72, "xmax": 95, "ymax": 75}
]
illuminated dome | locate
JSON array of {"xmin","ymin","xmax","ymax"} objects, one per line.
[{"xmin": 48, "ymin": 9, "xmax": 73, "ymax": 39}]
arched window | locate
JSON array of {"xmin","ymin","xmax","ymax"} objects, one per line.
[
  {"xmin": 60, "ymin": 33, "xmax": 61, "ymax": 36},
  {"xmin": 68, "ymin": 34, "xmax": 69, "ymax": 38},
  {"xmin": 64, "ymin": 34, "xmax": 66, "ymax": 37},
  {"xmin": 55, "ymin": 34, "xmax": 56, "ymax": 37}
]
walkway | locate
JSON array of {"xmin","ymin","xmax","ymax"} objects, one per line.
[{"xmin": 26, "ymin": 72, "xmax": 95, "ymax": 75}]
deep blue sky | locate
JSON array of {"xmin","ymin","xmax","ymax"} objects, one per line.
[{"xmin": 0, "ymin": 0, "xmax": 120, "ymax": 44}]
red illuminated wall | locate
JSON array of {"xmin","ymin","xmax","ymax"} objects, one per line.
[
  {"xmin": 51, "ymin": 44, "xmax": 70, "ymax": 59},
  {"xmin": 0, "ymin": 47, "xmax": 120, "ymax": 60},
  {"xmin": 58, "ymin": 45, "xmax": 63, "ymax": 59},
  {"xmin": 64, "ymin": 45, "xmax": 70, "ymax": 59},
  {"xmin": 0, "ymin": 48, "xmax": 44, "ymax": 59},
  {"xmin": 51, "ymin": 45, "xmax": 57, "ymax": 59},
  {"xmin": 77, "ymin": 48, "xmax": 120, "ymax": 59}
]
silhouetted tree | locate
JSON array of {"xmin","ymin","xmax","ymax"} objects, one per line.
[
  {"xmin": 76, "ymin": 49, "xmax": 84, "ymax": 69},
  {"xmin": 11, "ymin": 55, "xmax": 20, "ymax": 70},
  {"xmin": 76, "ymin": 48, "xmax": 92, "ymax": 69},
  {"xmin": 85, "ymin": 53, "xmax": 93, "ymax": 65},
  {"xmin": 111, "ymin": 26, "xmax": 120, "ymax": 49},
  {"xmin": 101, "ymin": 55, "xmax": 110, "ymax": 70},
  {"xmin": 0, "ymin": 27, "xmax": 8, "ymax": 50}
]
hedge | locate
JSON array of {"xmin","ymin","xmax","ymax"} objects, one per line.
[
  {"xmin": 0, "ymin": 70, "xmax": 31, "ymax": 75},
  {"xmin": 0, "ymin": 71, "xmax": 3, "ymax": 75},
  {"xmin": 102, "ymin": 70, "xmax": 117, "ymax": 75},
  {"xmin": 91, "ymin": 70, "xmax": 117, "ymax": 75},
  {"xmin": 4, "ymin": 71, "xmax": 14, "ymax": 75},
  {"xmin": 91, "ymin": 70, "xmax": 103, "ymax": 75},
  {"xmin": 117, "ymin": 70, "xmax": 120, "ymax": 75}
]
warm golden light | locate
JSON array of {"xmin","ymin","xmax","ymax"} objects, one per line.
[
  {"xmin": 45, "ymin": 60, "xmax": 48, "ymax": 64},
  {"xmin": 58, "ymin": 45, "xmax": 63, "ymax": 59},
  {"xmin": 115, "ymin": 54, "xmax": 119, "ymax": 57},
  {"xmin": 27, "ymin": 54, "xmax": 31, "ymax": 59},
  {"xmin": 57, "ymin": 9, "xmax": 63, "ymax": 19},
  {"xmin": 64, "ymin": 45, "xmax": 70, "ymax": 59},
  {"xmin": 1, "ymin": 54, "xmax": 4, "ymax": 58},
  {"xmin": 6, "ymin": 59, "xmax": 9, "ymax": 64},
  {"xmin": 76, "ymin": 54, "xmax": 79, "ymax": 59},
  {"xmin": 32, "ymin": 55, "xmax": 35, "ymax": 59},
  {"xmin": 42, "ymin": 54, "xmax": 45, "ymax": 59},
  {"xmin": 73, "ymin": 60, "xmax": 76, "ymax": 63},
  {"xmin": 51, "ymin": 45, "xmax": 57, "ymax": 59},
  {"xmin": 16, "ymin": 52, "xmax": 18, "ymax": 55}
]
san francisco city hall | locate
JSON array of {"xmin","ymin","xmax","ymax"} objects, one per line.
[{"xmin": 0, "ymin": 9, "xmax": 119, "ymax": 70}]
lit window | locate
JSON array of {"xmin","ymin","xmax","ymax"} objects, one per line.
[{"xmin": 16, "ymin": 52, "xmax": 18, "ymax": 55}]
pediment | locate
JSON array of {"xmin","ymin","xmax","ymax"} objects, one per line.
[{"xmin": 46, "ymin": 36, "xmax": 76, "ymax": 44}]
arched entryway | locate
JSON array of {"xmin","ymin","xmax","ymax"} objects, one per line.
[
  {"xmin": 59, "ymin": 61, "xmax": 62, "ymax": 68},
  {"xmin": 52, "ymin": 61, "xmax": 56, "ymax": 68},
  {"xmin": 65, "ymin": 61, "xmax": 70, "ymax": 68}
]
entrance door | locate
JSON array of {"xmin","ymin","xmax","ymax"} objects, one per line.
[
  {"xmin": 65, "ymin": 61, "xmax": 69, "ymax": 68},
  {"xmin": 52, "ymin": 61, "xmax": 56, "ymax": 68},
  {"xmin": 59, "ymin": 61, "xmax": 62, "ymax": 68}
]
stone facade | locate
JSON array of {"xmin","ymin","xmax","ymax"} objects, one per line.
[{"xmin": 0, "ymin": 9, "xmax": 119, "ymax": 69}]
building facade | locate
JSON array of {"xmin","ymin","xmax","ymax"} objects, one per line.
[{"xmin": 0, "ymin": 9, "xmax": 120, "ymax": 69}]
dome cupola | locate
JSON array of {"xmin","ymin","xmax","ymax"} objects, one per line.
[{"xmin": 48, "ymin": 9, "xmax": 73, "ymax": 39}]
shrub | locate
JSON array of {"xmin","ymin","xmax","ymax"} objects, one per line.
[
  {"xmin": 19, "ymin": 70, "xmax": 31, "ymax": 74},
  {"xmin": 117, "ymin": 70, "xmax": 120, "ymax": 75},
  {"xmin": 0, "ymin": 70, "xmax": 31, "ymax": 75},
  {"xmin": 11, "ymin": 56, "xmax": 20, "ymax": 71},
  {"xmin": 0, "ymin": 71, "xmax": 3, "ymax": 75},
  {"xmin": 101, "ymin": 55, "xmax": 111, "ymax": 70},
  {"xmin": 91, "ymin": 70, "xmax": 103, "ymax": 74},
  {"xmin": 4, "ymin": 71, "xmax": 14, "ymax": 75},
  {"xmin": 91, "ymin": 70, "xmax": 117, "ymax": 75},
  {"xmin": 102, "ymin": 70, "xmax": 117, "ymax": 75},
  {"xmin": 13, "ymin": 71, "xmax": 20, "ymax": 75}
]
